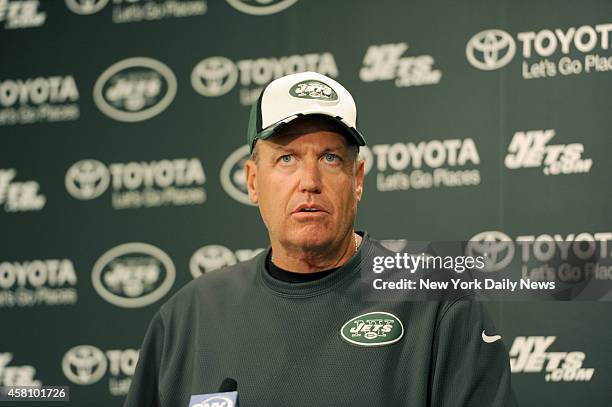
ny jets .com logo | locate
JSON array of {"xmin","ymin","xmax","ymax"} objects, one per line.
[
  {"xmin": 93, "ymin": 57, "xmax": 177, "ymax": 122},
  {"xmin": 0, "ymin": 168, "xmax": 46, "ymax": 212},
  {"xmin": 341, "ymin": 312, "xmax": 404, "ymax": 347},
  {"xmin": 225, "ymin": 0, "xmax": 297, "ymax": 15},
  {"xmin": 62, "ymin": 345, "xmax": 107, "ymax": 385},
  {"xmin": 289, "ymin": 80, "xmax": 337, "ymax": 100},
  {"xmin": 65, "ymin": 160, "xmax": 110, "ymax": 200},
  {"xmin": 360, "ymin": 42, "xmax": 442, "ymax": 87},
  {"xmin": 191, "ymin": 57, "xmax": 238, "ymax": 97},
  {"xmin": 220, "ymin": 145, "xmax": 254, "ymax": 206},
  {"xmin": 0, "ymin": 0, "xmax": 46, "ymax": 29},
  {"xmin": 505, "ymin": 129, "xmax": 593, "ymax": 175},
  {"xmin": 190, "ymin": 244, "xmax": 264, "ymax": 278},
  {"xmin": 0, "ymin": 352, "xmax": 42, "ymax": 386},
  {"xmin": 92, "ymin": 243, "xmax": 176, "ymax": 308},
  {"xmin": 466, "ymin": 231, "xmax": 514, "ymax": 272},
  {"xmin": 510, "ymin": 336, "xmax": 595, "ymax": 382},
  {"xmin": 65, "ymin": 0, "xmax": 109, "ymax": 15},
  {"xmin": 466, "ymin": 29, "xmax": 516, "ymax": 70}
]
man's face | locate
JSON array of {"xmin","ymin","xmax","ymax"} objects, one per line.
[{"xmin": 245, "ymin": 119, "xmax": 364, "ymax": 253}]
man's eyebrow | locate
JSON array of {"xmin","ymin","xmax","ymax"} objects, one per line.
[
  {"xmin": 320, "ymin": 145, "xmax": 351, "ymax": 155},
  {"xmin": 268, "ymin": 144, "xmax": 348, "ymax": 153},
  {"xmin": 270, "ymin": 145, "xmax": 292, "ymax": 152}
]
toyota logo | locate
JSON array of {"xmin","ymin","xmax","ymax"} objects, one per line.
[
  {"xmin": 191, "ymin": 57, "xmax": 238, "ymax": 97},
  {"xmin": 466, "ymin": 29, "xmax": 516, "ymax": 70},
  {"xmin": 62, "ymin": 345, "xmax": 107, "ymax": 385},
  {"xmin": 190, "ymin": 245, "xmax": 237, "ymax": 278},
  {"xmin": 65, "ymin": 159, "xmax": 110, "ymax": 200},
  {"xmin": 466, "ymin": 231, "xmax": 515, "ymax": 272}
]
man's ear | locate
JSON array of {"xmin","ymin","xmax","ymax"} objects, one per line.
[
  {"xmin": 355, "ymin": 159, "xmax": 365, "ymax": 201},
  {"xmin": 245, "ymin": 159, "xmax": 258, "ymax": 204}
]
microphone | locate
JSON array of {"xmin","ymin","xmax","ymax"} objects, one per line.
[{"xmin": 189, "ymin": 378, "xmax": 239, "ymax": 407}]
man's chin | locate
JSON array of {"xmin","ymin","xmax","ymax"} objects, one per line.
[{"xmin": 285, "ymin": 231, "xmax": 335, "ymax": 252}]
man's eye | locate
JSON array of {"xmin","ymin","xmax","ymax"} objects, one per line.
[
  {"xmin": 280, "ymin": 155, "xmax": 294, "ymax": 163},
  {"xmin": 324, "ymin": 153, "xmax": 339, "ymax": 162}
]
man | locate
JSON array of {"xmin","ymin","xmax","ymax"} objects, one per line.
[{"xmin": 124, "ymin": 72, "xmax": 516, "ymax": 406}]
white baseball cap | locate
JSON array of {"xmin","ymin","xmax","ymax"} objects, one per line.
[{"xmin": 247, "ymin": 72, "xmax": 366, "ymax": 152}]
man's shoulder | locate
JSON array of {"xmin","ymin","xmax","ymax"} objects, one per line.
[{"xmin": 158, "ymin": 250, "xmax": 265, "ymax": 316}]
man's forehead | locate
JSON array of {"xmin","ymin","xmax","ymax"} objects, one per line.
[
  {"xmin": 271, "ymin": 115, "xmax": 352, "ymax": 143},
  {"xmin": 266, "ymin": 131, "xmax": 349, "ymax": 151}
]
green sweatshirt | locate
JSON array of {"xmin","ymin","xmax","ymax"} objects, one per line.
[{"xmin": 124, "ymin": 234, "xmax": 517, "ymax": 407}]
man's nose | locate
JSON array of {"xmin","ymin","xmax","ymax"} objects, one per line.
[{"xmin": 299, "ymin": 158, "xmax": 322, "ymax": 193}]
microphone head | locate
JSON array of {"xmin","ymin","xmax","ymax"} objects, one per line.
[{"xmin": 218, "ymin": 377, "xmax": 237, "ymax": 393}]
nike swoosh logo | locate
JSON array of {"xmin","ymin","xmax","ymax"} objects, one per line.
[{"xmin": 482, "ymin": 330, "xmax": 502, "ymax": 343}]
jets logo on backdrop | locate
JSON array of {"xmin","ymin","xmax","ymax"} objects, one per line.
[
  {"xmin": 94, "ymin": 57, "xmax": 177, "ymax": 122},
  {"xmin": 341, "ymin": 312, "xmax": 404, "ymax": 347},
  {"xmin": 466, "ymin": 29, "xmax": 516, "ymax": 70},
  {"xmin": 65, "ymin": 158, "xmax": 206, "ymax": 210},
  {"xmin": 62, "ymin": 345, "xmax": 138, "ymax": 396},
  {"xmin": 192, "ymin": 52, "xmax": 338, "ymax": 105},
  {"xmin": 91, "ymin": 243, "xmax": 175, "ymax": 308},
  {"xmin": 0, "ymin": 0, "xmax": 46, "ymax": 29},
  {"xmin": 505, "ymin": 129, "xmax": 592, "ymax": 175},
  {"xmin": 191, "ymin": 56, "xmax": 238, "ymax": 97},
  {"xmin": 466, "ymin": 23, "xmax": 612, "ymax": 79},
  {"xmin": 0, "ymin": 75, "xmax": 80, "ymax": 126},
  {"xmin": 360, "ymin": 42, "xmax": 442, "ymax": 87},
  {"xmin": 0, "ymin": 352, "xmax": 42, "ymax": 386},
  {"xmin": 510, "ymin": 336, "xmax": 595, "ymax": 382},
  {"xmin": 466, "ymin": 231, "xmax": 515, "ymax": 272},
  {"xmin": 0, "ymin": 168, "xmax": 46, "ymax": 212},
  {"xmin": 289, "ymin": 80, "xmax": 337, "ymax": 100},
  {"xmin": 64, "ymin": 0, "xmax": 109, "ymax": 15},
  {"xmin": 368, "ymin": 138, "xmax": 481, "ymax": 192},
  {"xmin": 225, "ymin": 0, "xmax": 297, "ymax": 16},
  {"xmin": 65, "ymin": 0, "xmax": 206, "ymax": 23},
  {"xmin": 190, "ymin": 245, "xmax": 264, "ymax": 278},
  {"xmin": 0, "ymin": 258, "xmax": 78, "ymax": 308},
  {"xmin": 220, "ymin": 145, "xmax": 254, "ymax": 205}
]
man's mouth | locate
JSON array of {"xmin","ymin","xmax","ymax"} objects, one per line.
[{"xmin": 293, "ymin": 204, "xmax": 327, "ymax": 215}]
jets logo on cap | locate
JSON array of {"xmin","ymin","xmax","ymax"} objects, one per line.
[
  {"xmin": 289, "ymin": 80, "xmax": 338, "ymax": 101},
  {"xmin": 341, "ymin": 312, "xmax": 404, "ymax": 347}
]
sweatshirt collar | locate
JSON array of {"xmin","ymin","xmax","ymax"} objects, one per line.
[{"xmin": 258, "ymin": 232, "xmax": 372, "ymax": 298}]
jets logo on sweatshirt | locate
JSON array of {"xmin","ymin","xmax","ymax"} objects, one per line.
[{"xmin": 341, "ymin": 312, "xmax": 404, "ymax": 347}]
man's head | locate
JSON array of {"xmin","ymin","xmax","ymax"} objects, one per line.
[
  {"xmin": 244, "ymin": 72, "xmax": 366, "ymax": 258},
  {"xmin": 245, "ymin": 115, "xmax": 365, "ymax": 254}
]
